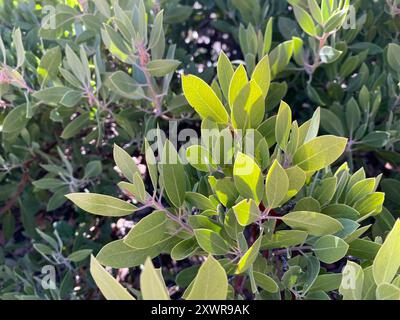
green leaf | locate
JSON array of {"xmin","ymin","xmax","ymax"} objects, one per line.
[
  {"xmin": 124, "ymin": 211, "xmax": 168, "ymax": 249},
  {"xmin": 65, "ymin": 193, "xmax": 137, "ymax": 217},
  {"xmin": 387, "ymin": 43, "xmax": 400, "ymax": 73},
  {"xmin": 339, "ymin": 261, "xmax": 364, "ymax": 300},
  {"xmin": 361, "ymin": 131, "xmax": 390, "ymax": 148},
  {"xmin": 147, "ymin": 59, "xmax": 180, "ymax": 77},
  {"xmin": 90, "ymin": 255, "xmax": 135, "ymax": 300},
  {"xmin": 210, "ymin": 177, "xmax": 238, "ymax": 208},
  {"xmin": 186, "ymin": 255, "xmax": 228, "ymax": 300},
  {"xmin": 322, "ymin": 204, "xmax": 359, "ymax": 220},
  {"xmin": 261, "ymin": 230, "xmax": 308, "ymax": 249},
  {"xmin": 303, "ymin": 107, "xmax": 321, "ymax": 143},
  {"xmin": 93, "ymin": 0, "xmax": 111, "ymax": 17},
  {"xmin": 185, "ymin": 192, "xmax": 215, "ymax": 211},
  {"xmin": 295, "ymin": 197, "xmax": 321, "ymax": 212},
  {"xmin": 236, "ymin": 236, "xmax": 262, "ymax": 274},
  {"xmin": 118, "ymin": 175, "xmax": 147, "ymax": 203},
  {"xmin": 37, "ymin": 46, "xmax": 61, "ymax": 85},
  {"xmin": 140, "ymin": 257, "xmax": 170, "ymax": 300},
  {"xmin": 293, "ymin": 136, "xmax": 347, "ymax": 172},
  {"xmin": 65, "ymin": 45, "xmax": 86, "ymax": 84},
  {"xmin": 253, "ymin": 271, "xmax": 279, "ymax": 293},
  {"xmin": 314, "ymin": 235, "xmax": 349, "ymax": 264},
  {"xmin": 345, "ymin": 178, "xmax": 375, "ymax": 206},
  {"xmin": 307, "ymin": 0, "xmax": 323, "ymax": 25},
  {"xmin": 148, "ymin": 10, "xmax": 164, "ymax": 49},
  {"xmin": 228, "ymin": 64, "xmax": 248, "ymax": 108},
  {"xmin": 194, "ymin": 229, "xmax": 230, "ymax": 255},
  {"xmin": 373, "ymin": 219, "xmax": 400, "ymax": 286},
  {"xmin": 186, "ymin": 145, "xmax": 217, "ymax": 172},
  {"xmin": 113, "ymin": 144, "xmax": 140, "ymax": 183},
  {"xmin": 231, "ymin": 80, "xmax": 264, "ymax": 129},
  {"xmin": 282, "ymin": 211, "xmax": 343, "ymax": 236},
  {"xmin": 346, "ymin": 98, "xmax": 361, "ymax": 136},
  {"xmin": 233, "ymin": 152, "xmax": 264, "ymax": 203},
  {"xmin": 284, "ymin": 166, "xmax": 306, "ymax": 202},
  {"xmin": 233, "ymin": 199, "xmax": 260, "ymax": 226},
  {"xmin": 107, "ymin": 71, "xmax": 139, "ymax": 99},
  {"xmin": 293, "ymin": 5, "xmax": 317, "ymax": 36},
  {"xmin": 67, "ymin": 249, "xmax": 92, "ymax": 262},
  {"xmin": 354, "ymin": 192, "xmax": 384, "ymax": 217},
  {"xmin": 171, "ymin": 237, "xmax": 199, "ymax": 261},
  {"xmin": 320, "ymin": 108, "xmax": 345, "ymax": 136},
  {"xmin": 2, "ymin": 104, "xmax": 28, "ymax": 133},
  {"xmin": 263, "ymin": 18, "xmax": 273, "ymax": 55},
  {"xmin": 61, "ymin": 112, "xmax": 90, "ymax": 139},
  {"xmin": 160, "ymin": 140, "xmax": 186, "ymax": 207},
  {"xmin": 33, "ymin": 87, "xmax": 74, "ymax": 105},
  {"xmin": 33, "ymin": 178, "xmax": 65, "ymax": 190},
  {"xmin": 144, "ymin": 139, "xmax": 158, "ymax": 190},
  {"xmin": 182, "ymin": 74, "xmax": 229, "ymax": 124},
  {"xmin": 217, "ymin": 51, "xmax": 234, "ymax": 100},
  {"xmin": 275, "ymin": 101, "xmax": 292, "ymax": 149},
  {"xmin": 310, "ymin": 273, "xmax": 342, "ymax": 292},
  {"xmin": 13, "ymin": 28, "xmax": 25, "ymax": 68},
  {"xmin": 348, "ymin": 239, "xmax": 381, "ymax": 260},
  {"xmin": 314, "ymin": 176, "xmax": 337, "ymax": 206},
  {"xmin": 224, "ymin": 209, "xmax": 244, "ymax": 240},
  {"xmin": 266, "ymin": 160, "xmax": 289, "ymax": 208},
  {"xmin": 96, "ymin": 238, "xmax": 176, "ymax": 268},
  {"xmin": 251, "ymin": 54, "xmax": 271, "ymax": 99},
  {"xmin": 376, "ymin": 283, "xmax": 400, "ymax": 300}
]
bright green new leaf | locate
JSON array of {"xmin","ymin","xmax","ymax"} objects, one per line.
[
  {"xmin": 228, "ymin": 64, "xmax": 248, "ymax": 108},
  {"xmin": 233, "ymin": 199, "xmax": 260, "ymax": 226},
  {"xmin": 251, "ymin": 54, "xmax": 271, "ymax": 98},
  {"xmin": 217, "ymin": 51, "xmax": 234, "ymax": 100},
  {"xmin": 233, "ymin": 152, "xmax": 264, "ymax": 203},
  {"xmin": 266, "ymin": 160, "xmax": 289, "ymax": 208},
  {"xmin": 284, "ymin": 166, "xmax": 306, "ymax": 201},
  {"xmin": 354, "ymin": 192, "xmax": 384, "ymax": 217},
  {"xmin": 293, "ymin": 135, "xmax": 347, "ymax": 171},
  {"xmin": 236, "ymin": 236, "xmax": 262, "ymax": 274},
  {"xmin": 275, "ymin": 101, "xmax": 292, "ymax": 149},
  {"xmin": 373, "ymin": 219, "xmax": 400, "ymax": 286},
  {"xmin": 182, "ymin": 74, "xmax": 229, "ymax": 124}
]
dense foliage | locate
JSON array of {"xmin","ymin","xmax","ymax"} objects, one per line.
[{"xmin": 0, "ymin": 0, "xmax": 400, "ymax": 300}]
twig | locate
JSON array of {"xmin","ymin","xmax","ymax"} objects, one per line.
[{"xmin": 0, "ymin": 164, "xmax": 30, "ymax": 215}]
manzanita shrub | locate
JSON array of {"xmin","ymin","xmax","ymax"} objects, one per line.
[
  {"xmin": 67, "ymin": 55, "xmax": 400, "ymax": 300},
  {"xmin": 1, "ymin": 0, "xmax": 400, "ymax": 301}
]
